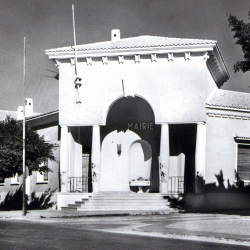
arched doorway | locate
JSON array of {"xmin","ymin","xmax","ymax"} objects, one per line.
[
  {"xmin": 99, "ymin": 130, "xmax": 140, "ymax": 191},
  {"xmin": 100, "ymin": 96, "xmax": 161, "ymax": 192},
  {"xmin": 129, "ymin": 140, "xmax": 152, "ymax": 181}
]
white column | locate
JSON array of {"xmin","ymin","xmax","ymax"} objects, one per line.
[
  {"xmin": 159, "ymin": 123, "xmax": 170, "ymax": 193},
  {"xmin": 91, "ymin": 125, "xmax": 101, "ymax": 193},
  {"xmin": 195, "ymin": 122, "xmax": 206, "ymax": 192},
  {"xmin": 195, "ymin": 122, "xmax": 206, "ymax": 177},
  {"xmin": 60, "ymin": 125, "xmax": 69, "ymax": 193}
]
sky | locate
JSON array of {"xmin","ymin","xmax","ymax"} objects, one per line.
[{"xmin": 1, "ymin": 0, "xmax": 250, "ymax": 113}]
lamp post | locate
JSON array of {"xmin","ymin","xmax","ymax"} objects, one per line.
[{"xmin": 22, "ymin": 37, "xmax": 26, "ymax": 216}]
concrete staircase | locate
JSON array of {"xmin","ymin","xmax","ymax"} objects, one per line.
[{"xmin": 61, "ymin": 192, "xmax": 174, "ymax": 212}]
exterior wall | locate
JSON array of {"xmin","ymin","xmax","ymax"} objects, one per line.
[
  {"xmin": 206, "ymin": 110, "xmax": 250, "ymax": 186},
  {"xmin": 0, "ymin": 125, "xmax": 60, "ymax": 206},
  {"xmin": 185, "ymin": 193, "xmax": 250, "ymax": 210},
  {"xmin": 59, "ymin": 53, "xmax": 213, "ymax": 126}
]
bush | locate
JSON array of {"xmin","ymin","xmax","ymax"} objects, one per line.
[
  {"xmin": 0, "ymin": 186, "xmax": 24, "ymax": 210},
  {"xmin": 0, "ymin": 186, "xmax": 56, "ymax": 211},
  {"xmin": 28, "ymin": 189, "xmax": 56, "ymax": 210}
]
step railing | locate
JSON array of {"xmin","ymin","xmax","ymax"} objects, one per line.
[
  {"xmin": 69, "ymin": 176, "xmax": 91, "ymax": 193},
  {"xmin": 169, "ymin": 176, "xmax": 184, "ymax": 194}
]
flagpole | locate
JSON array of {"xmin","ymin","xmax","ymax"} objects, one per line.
[
  {"xmin": 72, "ymin": 4, "xmax": 82, "ymax": 104},
  {"xmin": 22, "ymin": 37, "xmax": 26, "ymax": 216}
]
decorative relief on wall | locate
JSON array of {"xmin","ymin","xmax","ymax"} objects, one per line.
[
  {"xmin": 102, "ymin": 57, "xmax": 108, "ymax": 65},
  {"xmin": 135, "ymin": 55, "xmax": 140, "ymax": 63},
  {"xmin": 207, "ymin": 113, "xmax": 250, "ymax": 120},
  {"xmin": 118, "ymin": 56, "xmax": 124, "ymax": 64},
  {"xmin": 151, "ymin": 54, "xmax": 157, "ymax": 63},
  {"xmin": 168, "ymin": 53, "xmax": 173, "ymax": 62},
  {"xmin": 86, "ymin": 57, "xmax": 92, "ymax": 65},
  {"xmin": 159, "ymin": 163, "xmax": 167, "ymax": 182},
  {"xmin": 203, "ymin": 52, "xmax": 209, "ymax": 62},
  {"xmin": 92, "ymin": 163, "xmax": 99, "ymax": 182},
  {"xmin": 185, "ymin": 52, "xmax": 191, "ymax": 61}
]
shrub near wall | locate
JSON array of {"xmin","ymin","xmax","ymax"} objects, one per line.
[{"xmin": 0, "ymin": 186, "xmax": 56, "ymax": 211}]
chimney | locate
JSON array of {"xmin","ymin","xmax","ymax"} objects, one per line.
[
  {"xmin": 111, "ymin": 29, "xmax": 120, "ymax": 42},
  {"xmin": 24, "ymin": 98, "xmax": 34, "ymax": 117},
  {"xmin": 17, "ymin": 106, "xmax": 24, "ymax": 120},
  {"xmin": 17, "ymin": 98, "xmax": 34, "ymax": 120}
]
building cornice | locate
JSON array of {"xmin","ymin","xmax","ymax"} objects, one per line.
[
  {"xmin": 205, "ymin": 104, "xmax": 250, "ymax": 113},
  {"xmin": 206, "ymin": 44, "xmax": 230, "ymax": 88}
]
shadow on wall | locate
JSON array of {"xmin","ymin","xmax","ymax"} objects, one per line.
[
  {"xmin": 205, "ymin": 170, "xmax": 250, "ymax": 193},
  {"xmin": 166, "ymin": 170, "xmax": 250, "ymax": 212},
  {"xmin": 0, "ymin": 186, "xmax": 56, "ymax": 211}
]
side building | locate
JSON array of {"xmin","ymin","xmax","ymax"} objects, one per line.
[{"xmin": 0, "ymin": 99, "xmax": 60, "ymax": 207}]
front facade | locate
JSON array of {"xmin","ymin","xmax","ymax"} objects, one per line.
[
  {"xmin": 45, "ymin": 30, "xmax": 250, "ymax": 209},
  {"xmin": 2, "ymin": 30, "xmax": 250, "ymax": 210}
]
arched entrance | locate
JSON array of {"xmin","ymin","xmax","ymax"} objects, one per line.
[
  {"xmin": 100, "ymin": 96, "xmax": 161, "ymax": 192},
  {"xmin": 129, "ymin": 140, "xmax": 152, "ymax": 181},
  {"xmin": 99, "ymin": 130, "xmax": 140, "ymax": 191}
]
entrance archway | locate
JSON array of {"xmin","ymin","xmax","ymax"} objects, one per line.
[
  {"xmin": 129, "ymin": 140, "xmax": 152, "ymax": 181},
  {"xmin": 100, "ymin": 96, "xmax": 160, "ymax": 192},
  {"xmin": 99, "ymin": 130, "xmax": 140, "ymax": 191}
]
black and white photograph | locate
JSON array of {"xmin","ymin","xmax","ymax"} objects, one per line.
[{"xmin": 0, "ymin": 0, "xmax": 250, "ymax": 249}]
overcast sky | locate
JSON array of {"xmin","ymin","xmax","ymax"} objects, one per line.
[{"xmin": 1, "ymin": 0, "xmax": 250, "ymax": 113}]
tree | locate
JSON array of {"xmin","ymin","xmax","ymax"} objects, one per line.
[
  {"xmin": 0, "ymin": 116, "xmax": 55, "ymax": 179},
  {"xmin": 228, "ymin": 12, "xmax": 250, "ymax": 73}
]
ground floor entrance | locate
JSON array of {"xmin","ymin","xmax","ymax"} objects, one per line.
[{"xmin": 61, "ymin": 97, "xmax": 206, "ymax": 195}]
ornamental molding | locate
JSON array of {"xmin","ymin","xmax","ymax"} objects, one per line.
[
  {"xmin": 205, "ymin": 104, "xmax": 250, "ymax": 113},
  {"xmin": 86, "ymin": 57, "xmax": 92, "ymax": 65},
  {"xmin": 118, "ymin": 55, "xmax": 124, "ymax": 64},
  {"xmin": 206, "ymin": 45, "xmax": 230, "ymax": 88},
  {"xmin": 207, "ymin": 113, "xmax": 250, "ymax": 120},
  {"xmin": 102, "ymin": 56, "xmax": 108, "ymax": 65},
  {"xmin": 184, "ymin": 52, "xmax": 190, "ymax": 61},
  {"xmin": 151, "ymin": 54, "xmax": 157, "ymax": 63},
  {"xmin": 135, "ymin": 55, "xmax": 140, "ymax": 63}
]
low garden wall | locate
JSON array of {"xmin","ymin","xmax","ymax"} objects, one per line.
[{"xmin": 184, "ymin": 193, "xmax": 250, "ymax": 210}]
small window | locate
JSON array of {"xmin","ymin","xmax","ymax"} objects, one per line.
[
  {"xmin": 237, "ymin": 144, "xmax": 250, "ymax": 181},
  {"xmin": 11, "ymin": 173, "xmax": 20, "ymax": 185},
  {"xmin": 37, "ymin": 159, "xmax": 49, "ymax": 183}
]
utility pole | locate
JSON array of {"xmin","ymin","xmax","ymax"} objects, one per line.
[{"xmin": 22, "ymin": 37, "xmax": 26, "ymax": 216}]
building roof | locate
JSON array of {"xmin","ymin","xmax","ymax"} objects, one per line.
[
  {"xmin": 45, "ymin": 33, "xmax": 229, "ymax": 88},
  {"xmin": 26, "ymin": 109, "xmax": 59, "ymax": 129},
  {"xmin": 45, "ymin": 36, "xmax": 217, "ymax": 54},
  {"xmin": 206, "ymin": 89, "xmax": 250, "ymax": 111}
]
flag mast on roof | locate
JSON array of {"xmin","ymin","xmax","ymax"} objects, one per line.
[{"xmin": 72, "ymin": 4, "xmax": 82, "ymax": 104}]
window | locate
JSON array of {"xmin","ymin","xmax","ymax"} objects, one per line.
[
  {"xmin": 37, "ymin": 159, "xmax": 49, "ymax": 183},
  {"xmin": 11, "ymin": 173, "xmax": 20, "ymax": 185},
  {"xmin": 237, "ymin": 144, "xmax": 250, "ymax": 181}
]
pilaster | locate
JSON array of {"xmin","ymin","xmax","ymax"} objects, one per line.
[
  {"xmin": 159, "ymin": 123, "xmax": 170, "ymax": 193},
  {"xmin": 91, "ymin": 125, "xmax": 101, "ymax": 193},
  {"xmin": 60, "ymin": 125, "xmax": 69, "ymax": 193}
]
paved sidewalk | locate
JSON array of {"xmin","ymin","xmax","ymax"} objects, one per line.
[
  {"xmin": 1, "ymin": 210, "xmax": 250, "ymax": 246},
  {"xmin": 0, "ymin": 209, "xmax": 173, "ymax": 219}
]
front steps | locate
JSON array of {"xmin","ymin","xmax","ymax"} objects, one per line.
[{"xmin": 61, "ymin": 192, "xmax": 174, "ymax": 212}]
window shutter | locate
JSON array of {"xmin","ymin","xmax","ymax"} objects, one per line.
[{"xmin": 237, "ymin": 144, "xmax": 250, "ymax": 180}]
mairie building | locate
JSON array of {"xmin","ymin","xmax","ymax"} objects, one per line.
[{"xmin": 1, "ymin": 30, "xmax": 250, "ymax": 211}]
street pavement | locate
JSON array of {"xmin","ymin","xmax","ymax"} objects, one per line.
[{"xmin": 0, "ymin": 209, "xmax": 250, "ymax": 247}]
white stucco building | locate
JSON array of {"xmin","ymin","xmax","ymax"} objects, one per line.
[{"xmin": 1, "ymin": 30, "xmax": 250, "ymax": 211}]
